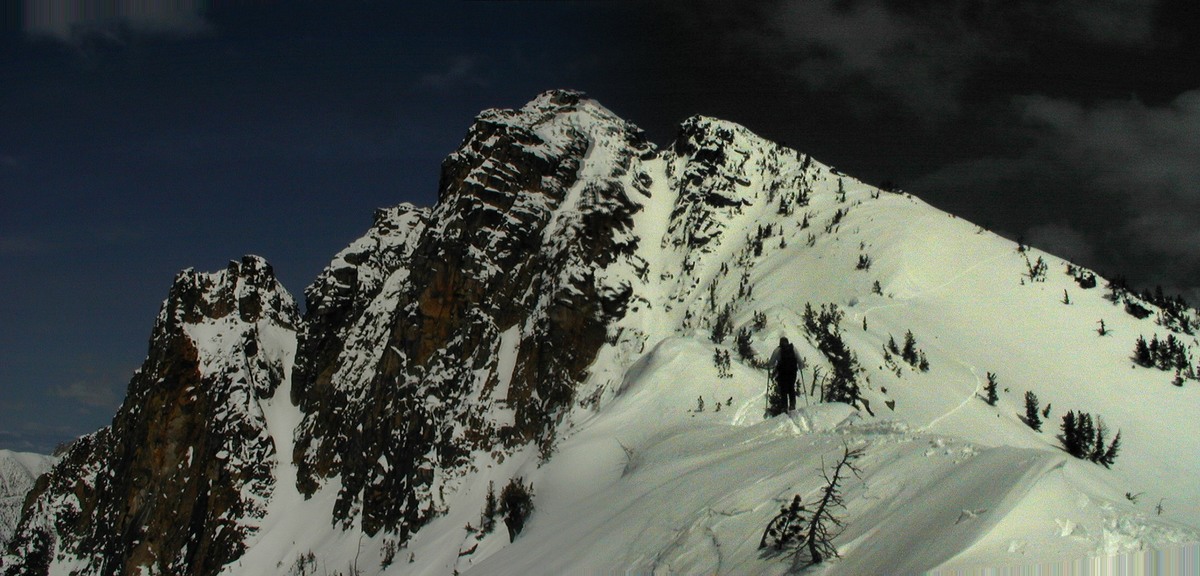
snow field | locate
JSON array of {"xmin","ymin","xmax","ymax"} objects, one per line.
[{"xmin": 207, "ymin": 100, "xmax": 1200, "ymax": 574}]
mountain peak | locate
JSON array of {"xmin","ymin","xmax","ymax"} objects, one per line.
[
  {"xmin": 164, "ymin": 254, "xmax": 298, "ymax": 329},
  {"xmin": 525, "ymin": 88, "xmax": 589, "ymax": 109},
  {"xmin": 7, "ymin": 91, "xmax": 1200, "ymax": 576}
]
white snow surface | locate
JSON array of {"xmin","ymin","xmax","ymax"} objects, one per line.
[
  {"xmin": 0, "ymin": 450, "xmax": 56, "ymax": 546},
  {"xmin": 57, "ymin": 93, "xmax": 1200, "ymax": 575}
]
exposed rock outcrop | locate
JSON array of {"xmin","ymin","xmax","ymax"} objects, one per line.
[
  {"xmin": 2, "ymin": 256, "xmax": 299, "ymax": 576},
  {"xmin": 292, "ymin": 90, "xmax": 651, "ymax": 538}
]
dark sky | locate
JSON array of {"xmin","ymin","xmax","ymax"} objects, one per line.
[{"xmin": 2, "ymin": 0, "xmax": 1198, "ymax": 453}]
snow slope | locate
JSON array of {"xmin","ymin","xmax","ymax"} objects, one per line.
[
  {"xmin": 215, "ymin": 96, "xmax": 1198, "ymax": 575},
  {"xmin": 10, "ymin": 92, "xmax": 1197, "ymax": 575},
  {"xmin": 0, "ymin": 451, "xmax": 55, "ymax": 547}
]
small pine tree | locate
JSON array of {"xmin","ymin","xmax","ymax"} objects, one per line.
[
  {"xmin": 856, "ymin": 254, "xmax": 872, "ymax": 271},
  {"xmin": 696, "ymin": 396, "xmax": 705, "ymax": 412},
  {"xmin": 1100, "ymin": 431, "xmax": 1121, "ymax": 468},
  {"xmin": 759, "ymin": 495, "xmax": 808, "ymax": 551},
  {"xmin": 872, "ymin": 280, "xmax": 883, "ymax": 296},
  {"xmin": 984, "ymin": 372, "xmax": 999, "ymax": 406},
  {"xmin": 753, "ymin": 310, "xmax": 768, "ymax": 332},
  {"xmin": 500, "ymin": 478, "xmax": 535, "ymax": 542},
  {"xmin": 1060, "ymin": 411, "xmax": 1121, "ymax": 467},
  {"xmin": 1089, "ymin": 420, "xmax": 1107, "ymax": 462},
  {"xmin": 902, "ymin": 331, "xmax": 916, "ymax": 362},
  {"xmin": 736, "ymin": 327, "xmax": 756, "ymax": 364},
  {"xmin": 712, "ymin": 304, "xmax": 733, "ymax": 344},
  {"xmin": 902, "ymin": 331, "xmax": 919, "ymax": 366},
  {"xmin": 480, "ymin": 481, "xmax": 497, "ymax": 534},
  {"xmin": 1097, "ymin": 319, "xmax": 1107, "ymax": 336},
  {"xmin": 1133, "ymin": 336, "xmax": 1152, "ymax": 367},
  {"xmin": 1061, "ymin": 411, "xmax": 1082, "ymax": 457},
  {"xmin": 1024, "ymin": 391, "xmax": 1042, "ymax": 431},
  {"xmin": 1063, "ymin": 290, "xmax": 1071, "ymax": 305}
]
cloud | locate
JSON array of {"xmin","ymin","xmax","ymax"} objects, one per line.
[
  {"xmin": 652, "ymin": 0, "xmax": 1164, "ymax": 120},
  {"xmin": 917, "ymin": 89, "xmax": 1200, "ymax": 295},
  {"xmin": 1052, "ymin": 0, "xmax": 1159, "ymax": 45},
  {"xmin": 22, "ymin": 0, "xmax": 209, "ymax": 42},
  {"xmin": 418, "ymin": 56, "xmax": 488, "ymax": 91},
  {"xmin": 52, "ymin": 367, "xmax": 128, "ymax": 409},
  {"xmin": 1027, "ymin": 223, "xmax": 1096, "ymax": 264}
]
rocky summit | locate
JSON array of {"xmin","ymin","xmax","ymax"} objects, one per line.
[{"xmin": 4, "ymin": 90, "xmax": 1198, "ymax": 575}]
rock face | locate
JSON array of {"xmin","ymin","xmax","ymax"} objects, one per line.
[
  {"xmin": 2, "ymin": 90, "xmax": 831, "ymax": 574},
  {"xmin": 5, "ymin": 89, "xmax": 1200, "ymax": 575},
  {"xmin": 2, "ymin": 256, "xmax": 299, "ymax": 576},
  {"xmin": 291, "ymin": 90, "xmax": 651, "ymax": 538},
  {"xmin": 0, "ymin": 451, "xmax": 56, "ymax": 548}
]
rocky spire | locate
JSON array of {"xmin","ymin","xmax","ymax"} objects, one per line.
[{"xmin": 3, "ymin": 256, "xmax": 300, "ymax": 576}]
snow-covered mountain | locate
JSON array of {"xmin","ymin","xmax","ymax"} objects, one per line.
[
  {"xmin": 4, "ymin": 90, "xmax": 1199, "ymax": 575},
  {"xmin": 0, "ymin": 451, "xmax": 56, "ymax": 548}
]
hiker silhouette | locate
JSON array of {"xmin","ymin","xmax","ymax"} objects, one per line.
[{"xmin": 768, "ymin": 336, "xmax": 799, "ymax": 416}]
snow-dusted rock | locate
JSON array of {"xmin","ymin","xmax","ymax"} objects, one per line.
[{"xmin": 5, "ymin": 90, "xmax": 1199, "ymax": 576}]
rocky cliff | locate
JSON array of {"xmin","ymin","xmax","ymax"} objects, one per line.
[
  {"xmin": 2, "ymin": 257, "xmax": 299, "ymax": 576},
  {"xmin": 5, "ymin": 90, "xmax": 1198, "ymax": 576},
  {"xmin": 291, "ymin": 89, "xmax": 650, "ymax": 538}
]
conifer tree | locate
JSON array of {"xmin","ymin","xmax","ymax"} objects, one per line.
[
  {"xmin": 759, "ymin": 495, "xmax": 808, "ymax": 551},
  {"xmin": 1100, "ymin": 431, "xmax": 1121, "ymax": 468},
  {"xmin": 1061, "ymin": 411, "xmax": 1081, "ymax": 457},
  {"xmin": 499, "ymin": 478, "xmax": 535, "ymax": 542},
  {"xmin": 902, "ymin": 331, "xmax": 918, "ymax": 365},
  {"xmin": 1024, "ymin": 391, "xmax": 1042, "ymax": 431},
  {"xmin": 984, "ymin": 372, "xmax": 999, "ymax": 406},
  {"xmin": 1133, "ymin": 336, "xmax": 1152, "ymax": 367},
  {"xmin": 480, "ymin": 481, "xmax": 497, "ymax": 534}
]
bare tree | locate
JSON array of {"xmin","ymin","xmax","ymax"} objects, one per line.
[
  {"xmin": 802, "ymin": 443, "xmax": 865, "ymax": 565},
  {"xmin": 760, "ymin": 443, "xmax": 865, "ymax": 568}
]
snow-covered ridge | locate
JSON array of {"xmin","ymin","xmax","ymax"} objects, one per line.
[
  {"xmin": 5, "ymin": 90, "xmax": 1199, "ymax": 575},
  {"xmin": 0, "ymin": 451, "xmax": 56, "ymax": 547}
]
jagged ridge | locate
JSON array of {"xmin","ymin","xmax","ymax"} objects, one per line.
[
  {"xmin": 3, "ymin": 256, "xmax": 299, "ymax": 576},
  {"xmin": 5, "ymin": 90, "xmax": 1199, "ymax": 576}
]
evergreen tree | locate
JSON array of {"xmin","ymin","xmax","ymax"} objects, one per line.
[
  {"xmin": 759, "ymin": 495, "xmax": 808, "ymax": 551},
  {"xmin": 480, "ymin": 481, "xmax": 497, "ymax": 534},
  {"xmin": 1100, "ymin": 431, "xmax": 1121, "ymax": 468},
  {"xmin": 499, "ymin": 478, "xmax": 535, "ymax": 542},
  {"xmin": 902, "ymin": 331, "xmax": 918, "ymax": 365},
  {"xmin": 1061, "ymin": 411, "xmax": 1082, "ymax": 457},
  {"xmin": 736, "ymin": 327, "xmax": 756, "ymax": 364},
  {"xmin": 1024, "ymin": 391, "xmax": 1042, "ymax": 431},
  {"xmin": 1090, "ymin": 420, "xmax": 1107, "ymax": 462},
  {"xmin": 984, "ymin": 372, "xmax": 999, "ymax": 406},
  {"xmin": 1133, "ymin": 336, "xmax": 1152, "ymax": 367}
]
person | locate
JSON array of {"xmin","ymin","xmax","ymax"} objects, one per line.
[{"xmin": 768, "ymin": 336, "xmax": 800, "ymax": 415}]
